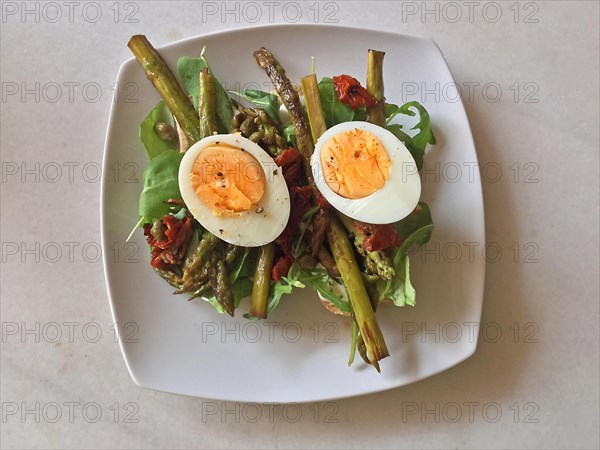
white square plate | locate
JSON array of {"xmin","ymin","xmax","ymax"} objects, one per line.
[{"xmin": 102, "ymin": 24, "xmax": 485, "ymax": 402}]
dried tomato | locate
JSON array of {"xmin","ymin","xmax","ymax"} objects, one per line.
[
  {"xmin": 355, "ymin": 222, "xmax": 400, "ymax": 252},
  {"xmin": 275, "ymin": 185, "xmax": 313, "ymax": 255},
  {"xmin": 274, "ymin": 149, "xmax": 324, "ymax": 281},
  {"xmin": 144, "ymin": 215, "xmax": 193, "ymax": 270},
  {"xmin": 332, "ymin": 75, "xmax": 377, "ymax": 110},
  {"xmin": 315, "ymin": 192, "xmax": 332, "ymax": 210},
  {"xmin": 275, "ymin": 148, "xmax": 303, "ymax": 187},
  {"xmin": 271, "ymin": 185, "xmax": 314, "ymax": 281},
  {"xmin": 272, "ymin": 253, "xmax": 294, "ymax": 282}
]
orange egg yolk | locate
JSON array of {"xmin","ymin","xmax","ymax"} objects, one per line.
[
  {"xmin": 190, "ymin": 144, "xmax": 266, "ymax": 216},
  {"xmin": 320, "ymin": 129, "xmax": 391, "ymax": 199}
]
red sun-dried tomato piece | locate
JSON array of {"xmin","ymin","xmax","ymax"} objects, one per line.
[
  {"xmin": 332, "ymin": 75, "xmax": 377, "ymax": 110},
  {"xmin": 355, "ymin": 222, "xmax": 401, "ymax": 252}
]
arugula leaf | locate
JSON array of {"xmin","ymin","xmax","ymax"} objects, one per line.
[
  {"xmin": 385, "ymin": 101, "xmax": 436, "ymax": 170},
  {"xmin": 399, "ymin": 101, "xmax": 436, "ymax": 150},
  {"xmin": 283, "ymin": 124, "xmax": 297, "ymax": 148},
  {"xmin": 139, "ymin": 101, "xmax": 177, "ymax": 159},
  {"xmin": 392, "ymin": 203, "xmax": 434, "ymax": 269},
  {"xmin": 318, "ymin": 77, "xmax": 354, "ymax": 128},
  {"xmin": 138, "ymin": 151, "xmax": 184, "ymax": 225},
  {"xmin": 177, "ymin": 55, "xmax": 233, "ymax": 134},
  {"xmin": 266, "ymin": 264, "xmax": 349, "ymax": 314},
  {"xmin": 394, "ymin": 202, "xmax": 434, "ymax": 243},
  {"xmin": 387, "ymin": 124, "xmax": 425, "ymax": 170},
  {"xmin": 303, "ymin": 274, "xmax": 351, "ymax": 314},
  {"xmin": 396, "ymin": 224, "xmax": 435, "ymax": 265},
  {"xmin": 379, "ymin": 202, "xmax": 434, "ymax": 305},
  {"xmin": 229, "ymin": 89, "xmax": 281, "ymax": 125},
  {"xmin": 382, "ymin": 224, "xmax": 428, "ymax": 307},
  {"xmin": 385, "ymin": 102, "xmax": 402, "ymax": 124},
  {"xmin": 267, "ymin": 275, "xmax": 301, "ymax": 314}
]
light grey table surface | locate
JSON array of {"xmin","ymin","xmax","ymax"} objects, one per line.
[{"xmin": 1, "ymin": 1, "xmax": 598, "ymax": 449}]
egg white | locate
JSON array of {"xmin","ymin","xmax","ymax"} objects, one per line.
[
  {"xmin": 311, "ymin": 121, "xmax": 421, "ymax": 224},
  {"xmin": 179, "ymin": 134, "xmax": 290, "ymax": 247}
]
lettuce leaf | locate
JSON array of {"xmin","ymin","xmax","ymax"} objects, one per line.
[
  {"xmin": 177, "ymin": 55, "xmax": 233, "ymax": 133},
  {"xmin": 283, "ymin": 124, "xmax": 297, "ymax": 148},
  {"xmin": 230, "ymin": 248, "xmax": 253, "ymax": 283},
  {"xmin": 138, "ymin": 150, "xmax": 184, "ymax": 225},
  {"xmin": 229, "ymin": 89, "xmax": 281, "ymax": 125},
  {"xmin": 354, "ymin": 106, "xmax": 367, "ymax": 122},
  {"xmin": 318, "ymin": 77, "xmax": 354, "ymax": 128},
  {"xmin": 233, "ymin": 278, "xmax": 253, "ymax": 308},
  {"xmin": 139, "ymin": 101, "xmax": 178, "ymax": 160},
  {"xmin": 387, "ymin": 254, "xmax": 416, "ymax": 307}
]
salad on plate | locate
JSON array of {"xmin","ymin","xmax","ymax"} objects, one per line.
[{"xmin": 127, "ymin": 35, "xmax": 436, "ymax": 371}]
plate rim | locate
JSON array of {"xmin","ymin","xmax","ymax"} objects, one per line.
[{"xmin": 101, "ymin": 23, "xmax": 486, "ymax": 402}]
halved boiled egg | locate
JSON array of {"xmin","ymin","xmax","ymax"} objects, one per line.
[
  {"xmin": 179, "ymin": 134, "xmax": 290, "ymax": 247},
  {"xmin": 311, "ymin": 121, "xmax": 421, "ymax": 224}
]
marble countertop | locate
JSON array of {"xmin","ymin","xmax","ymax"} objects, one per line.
[{"xmin": 1, "ymin": 1, "xmax": 598, "ymax": 449}]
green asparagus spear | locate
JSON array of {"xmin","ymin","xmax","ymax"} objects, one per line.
[
  {"xmin": 249, "ymin": 243, "xmax": 275, "ymax": 319},
  {"xmin": 366, "ymin": 49, "xmax": 386, "ymax": 127},
  {"xmin": 208, "ymin": 251, "xmax": 235, "ymax": 317},
  {"xmin": 360, "ymin": 238, "xmax": 394, "ymax": 279},
  {"xmin": 128, "ymin": 35, "xmax": 201, "ymax": 147},
  {"xmin": 178, "ymin": 260, "xmax": 211, "ymax": 294},
  {"xmin": 181, "ymin": 231, "xmax": 219, "ymax": 290},
  {"xmin": 301, "ymin": 75, "xmax": 327, "ymax": 143},
  {"xmin": 199, "ymin": 68, "xmax": 218, "ymax": 138},
  {"xmin": 255, "ymin": 48, "xmax": 389, "ymax": 368},
  {"xmin": 327, "ymin": 218, "xmax": 389, "ymax": 368},
  {"xmin": 223, "ymin": 244, "xmax": 238, "ymax": 268},
  {"xmin": 156, "ymin": 268, "xmax": 183, "ymax": 289},
  {"xmin": 253, "ymin": 47, "xmax": 314, "ymax": 183}
]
